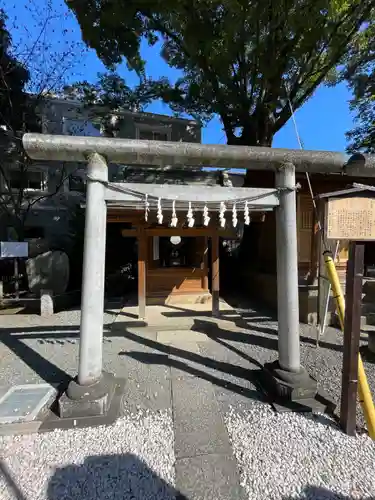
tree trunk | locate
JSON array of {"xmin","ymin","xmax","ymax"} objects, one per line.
[
  {"xmin": 12, "ymin": 215, "xmax": 25, "ymax": 242},
  {"xmin": 224, "ymin": 110, "xmax": 274, "ymax": 182},
  {"xmin": 228, "ymin": 135, "xmax": 274, "ymax": 187},
  {"xmin": 223, "ymin": 121, "xmax": 275, "ymax": 288}
]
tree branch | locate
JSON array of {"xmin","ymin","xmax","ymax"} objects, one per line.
[
  {"xmin": 149, "ymin": 11, "xmax": 233, "ymax": 124},
  {"xmin": 25, "ymin": 165, "xmax": 80, "ymax": 214},
  {"xmin": 275, "ymin": 3, "xmax": 374, "ymax": 133}
]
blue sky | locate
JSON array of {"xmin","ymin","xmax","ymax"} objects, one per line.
[{"xmin": 3, "ymin": 0, "xmax": 355, "ymax": 152}]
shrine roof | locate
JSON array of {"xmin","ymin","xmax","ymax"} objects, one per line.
[
  {"xmin": 110, "ymin": 166, "xmax": 245, "ymax": 187},
  {"xmin": 317, "ymin": 183, "xmax": 375, "ymax": 200}
]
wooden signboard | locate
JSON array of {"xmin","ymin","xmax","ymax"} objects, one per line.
[
  {"xmin": 0, "ymin": 241, "xmax": 28, "ymax": 258},
  {"xmin": 319, "ymin": 188, "xmax": 375, "ymax": 437},
  {"xmin": 326, "ymin": 196, "xmax": 375, "ymax": 241}
]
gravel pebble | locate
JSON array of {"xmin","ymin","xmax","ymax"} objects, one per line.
[
  {"xmin": 232, "ymin": 303, "xmax": 375, "ymax": 431},
  {"xmin": 225, "ymin": 402, "xmax": 375, "ymax": 500},
  {"xmin": 0, "ymin": 308, "xmax": 117, "ymax": 329},
  {"xmin": 0, "ymin": 410, "xmax": 175, "ymax": 500}
]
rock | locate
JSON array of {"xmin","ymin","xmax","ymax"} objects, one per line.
[
  {"xmin": 26, "ymin": 250, "xmax": 69, "ymax": 296},
  {"xmin": 27, "ymin": 238, "xmax": 51, "ymax": 258}
]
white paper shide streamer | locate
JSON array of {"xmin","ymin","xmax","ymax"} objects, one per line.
[
  {"xmin": 171, "ymin": 200, "xmax": 178, "ymax": 227},
  {"xmin": 157, "ymin": 198, "xmax": 163, "ymax": 224},
  {"xmin": 144, "ymin": 194, "xmax": 150, "ymax": 222},
  {"xmin": 187, "ymin": 202, "xmax": 195, "ymax": 227},
  {"xmin": 244, "ymin": 201, "xmax": 250, "ymax": 225},
  {"xmin": 219, "ymin": 202, "xmax": 226, "ymax": 228},
  {"xmin": 203, "ymin": 205, "xmax": 210, "ymax": 226},
  {"xmin": 232, "ymin": 203, "xmax": 238, "ymax": 228},
  {"xmin": 144, "ymin": 193, "xmax": 251, "ymax": 228}
]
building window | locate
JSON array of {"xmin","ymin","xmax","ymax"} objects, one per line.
[
  {"xmin": 62, "ymin": 117, "xmax": 101, "ymax": 137},
  {"xmin": 69, "ymin": 169, "xmax": 86, "ymax": 193},
  {"xmin": 139, "ymin": 129, "xmax": 169, "ymax": 141},
  {"xmin": 136, "ymin": 124, "xmax": 171, "ymax": 142},
  {"xmin": 7, "ymin": 170, "xmax": 44, "ymax": 190}
]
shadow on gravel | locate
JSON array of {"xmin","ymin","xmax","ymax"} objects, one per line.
[
  {"xmin": 118, "ymin": 327, "xmax": 264, "ymax": 404},
  {"xmin": 0, "ymin": 326, "xmax": 83, "ymax": 388},
  {"xmin": 190, "ymin": 318, "xmax": 345, "ymax": 358},
  {"xmin": 282, "ymin": 485, "xmax": 375, "ymax": 499},
  {"xmin": 159, "ymin": 304, "xmax": 344, "ymax": 354},
  {"xmin": 0, "ymin": 324, "xmax": 110, "ymax": 388},
  {"xmin": 0, "ymin": 459, "xmax": 28, "ymax": 500},
  {"xmin": 0, "ymin": 455, "xmax": 188, "ymax": 500},
  {"xmin": 118, "ymin": 325, "xmax": 339, "ymax": 430},
  {"xmin": 47, "ymin": 454, "xmax": 188, "ymax": 500}
]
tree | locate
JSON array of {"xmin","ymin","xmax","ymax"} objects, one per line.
[
  {"xmin": 0, "ymin": 8, "xmax": 39, "ymax": 240},
  {"xmin": 0, "ymin": 11, "xmax": 33, "ymax": 135},
  {"xmin": 63, "ymin": 71, "xmax": 171, "ymax": 137},
  {"xmin": 66, "ymin": 0, "xmax": 374, "ymax": 152},
  {"xmin": 340, "ymin": 19, "xmax": 375, "ymax": 153},
  {"xmin": 0, "ymin": 1, "xmax": 86, "ymax": 240}
]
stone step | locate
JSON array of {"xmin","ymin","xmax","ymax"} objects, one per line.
[
  {"xmin": 363, "ymin": 312, "xmax": 375, "ymax": 326},
  {"xmin": 362, "ymin": 315, "xmax": 370, "ymax": 328},
  {"xmin": 361, "ymin": 325, "xmax": 375, "ymax": 354},
  {"xmin": 361, "ymin": 324, "xmax": 375, "ymax": 333},
  {"xmin": 331, "ymin": 312, "xmax": 372, "ymax": 329}
]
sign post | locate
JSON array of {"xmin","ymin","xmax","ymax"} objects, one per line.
[
  {"xmin": 0, "ymin": 242, "xmax": 29, "ymax": 299},
  {"xmin": 318, "ymin": 185, "xmax": 375, "ymax": 437},
  {"xmin": 340, "ymin": 241, "xmax": 364, "ymax": 435}
]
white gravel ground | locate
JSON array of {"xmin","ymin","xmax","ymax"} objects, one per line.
[
  {"xmin": 225, "ymin": 402, "xmax": 375, "ymax": 500},
  {"xmin": 0, "ymin": 410, "xmax": 175, "ymax": 500}
]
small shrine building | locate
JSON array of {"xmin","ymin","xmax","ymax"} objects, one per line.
[{"xmin": 104, "ymin": 168, "xmax": 279, "ymax": 319}]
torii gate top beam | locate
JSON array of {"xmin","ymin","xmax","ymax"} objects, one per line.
[{"xmin": 23, "ymin": 133, "xmax": 375, "ymax": 177}]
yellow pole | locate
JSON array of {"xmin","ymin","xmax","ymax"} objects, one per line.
[
  {"xmin": 323, "ymin": 251, "xmax": 345, "ymax": 330},
  {"xmin": 323, "ymin": 250, "xmax": 375, "ymax": 439},
  {"xmin": 358, "ymin": 357, "xmax": 375, "ymax": 438}
]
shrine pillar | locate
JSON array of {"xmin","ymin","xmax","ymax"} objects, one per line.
[
  {"xmin": 263, "ymin": 162, "xmax": 317, "ymax": 405},
  {"xmin": 58, "ymin": 153, "xmax": 117, "ymax": 418},
  {"xmin": 211, "ymin": 233, "xmax": 220, "ymax": 317}
]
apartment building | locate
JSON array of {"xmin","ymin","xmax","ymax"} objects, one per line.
[{"xmin": 0, "ymin": 98, "xmax": 202, "ymax": 246}]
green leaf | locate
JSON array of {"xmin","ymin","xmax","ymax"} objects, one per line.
[{"xmin": 66, "ymin": 0, "xmax": 375, "ymax": 146}]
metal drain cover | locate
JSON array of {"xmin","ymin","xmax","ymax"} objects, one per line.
[{"xmin": 0, "ymin": 384, "xmax": 56, "ymax": 424}]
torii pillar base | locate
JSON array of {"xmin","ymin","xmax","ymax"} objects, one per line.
[
  {"xmin": 263, "ymin": 360, "xmax": 317, "ymax": 400},
  {"xmin": 260, "ymin": 361, "xmax": 335, "ymax": 413},
  {"xmin": 58, "ymin": 372, "xmax": 119, "ymax": 419}
]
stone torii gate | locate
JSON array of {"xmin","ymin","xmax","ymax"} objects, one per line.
[{"xmin": 22, "ymin": 133, "xmax": 375, "ymax": 419}]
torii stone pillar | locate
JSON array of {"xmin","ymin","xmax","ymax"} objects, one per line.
[
  {"xmin": 58, "ymin": 153, "xmax": 116, "ymax": 418},
  {"xmin": 264, "ymin": 163, "xmax": 317, "ymax": 403}
]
